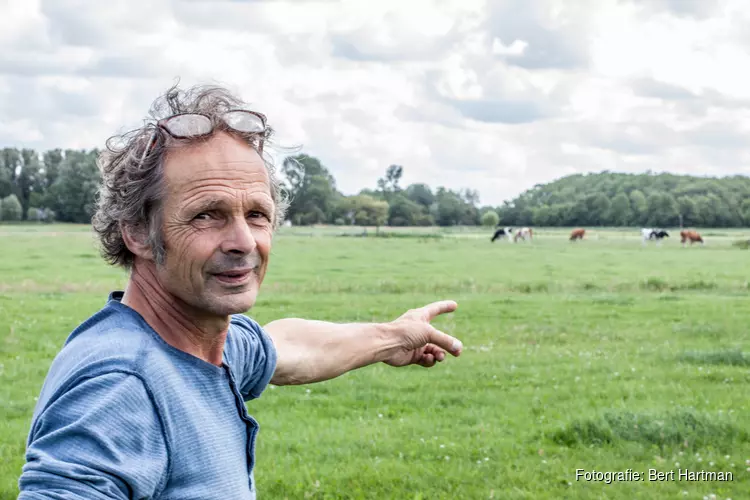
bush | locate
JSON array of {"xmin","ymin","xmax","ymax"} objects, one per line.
[
  {"xmin": 0, "ymin": 194, "xmax": 22, "ymax": 221},
  {"xmin": 481, "ymin": 211, "xmax": 500, "ymax": 227},
  {"xmin": 25, "ymin": 207, "xmax": 55, "ymax": 222}
]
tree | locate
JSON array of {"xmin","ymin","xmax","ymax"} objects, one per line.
[
  {"xmin": 387, "ymin": 194, "xmax": 424, "ymax": 226},
  {"xmin": 0, "ymin": 194, "xmax": 22, "ymax": 221},
  {"xmin": 608, "ymin": 192, "xmax": 632, "ymax": 226},
  {"xmin": 281, "ymin": 154, "xmax": 338, "ymax": 225},
  {"xmin": 404, "ymin": 183, "xmax": 434, "ymax": 209},
  {"xmin": 377, "ymin": 165, "xmax": 403, "ymax": 202},
  {"xmin": 434, "ymin": 188, "xmax": 465, "ymax": 226},
  {"xmin": 16, "ymin": 149, "xmax": 43, "ymax": 220},
  {"xmin": 676, "ymin": 196, "xmax": 699, "ymax": 227},
  {"xmin": 629, "ymin": 189, "xmax": 648, "ymax": 225},
  {"xmin": 742, "ymin": 199, "xmax": 750, "ymax": 225},
  {"xmin": 481, "ymin": 210, "xmax": 499, "ymax": 227},
  {"xmin": 45, "ymin": 150, "xmax": 101, "ymax": 223},
  {"xmin": 42, "ymin": 149, "xmax": 63, "ymax": 189},
  {"xmin": 343, "ymin": 195, "xmax": 389, "ymax": 229},
  {"xmin": 585, "ymin": 193, "xmax": 611, "ymax": 225},
  {"xmin": 646, "ymin": 192, "xmax": 679, "ymax": 227}
]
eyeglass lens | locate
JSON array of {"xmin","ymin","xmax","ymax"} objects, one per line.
[
  {"xmin": 223, "ymin": 110, "xmax": 266, "ymax": 133},
  {"xmin": 164, "ymin": 114, "xmax": 213, "ymax": 138}
]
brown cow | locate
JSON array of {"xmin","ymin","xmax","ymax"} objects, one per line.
[
  {"xmin": 680, "ymin": 230, "xmax": 703, "ymax": 245},
  {"xmin": 514, "ymin": 227, "xmax": 533, "ymax": 242},
  {"xmin": 570, "ymin": 228, "xmax": 585, "ymax": 241}
]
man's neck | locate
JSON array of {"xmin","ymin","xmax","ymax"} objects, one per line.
[{"xmin": 121, "ymin": 262, "xmax": 229, "ymax": 366}]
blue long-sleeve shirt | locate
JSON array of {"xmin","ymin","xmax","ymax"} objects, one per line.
[{"xmin": 18, "ymin": 291, "xmax": 277, "ymax": 499}]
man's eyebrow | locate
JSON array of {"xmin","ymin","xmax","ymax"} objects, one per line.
[
  {"xmin": 186, "ymin": 197, "xmax": 229, "ymax": 212},
  {"xmin": 252, "ymin": 198, "xmax": 275, "ymax": 213}
]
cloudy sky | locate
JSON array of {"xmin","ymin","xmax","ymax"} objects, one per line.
[{"xmin": 2, "ymin": 0, "xmax": 750, "ymax": 206}]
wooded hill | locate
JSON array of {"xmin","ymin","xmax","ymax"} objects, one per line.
[{"xmin": 496, "ymin": 171, "xmax": 750, "ymax": 228}]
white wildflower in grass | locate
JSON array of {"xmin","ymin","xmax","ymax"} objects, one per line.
[
  {"xmin": 675, "ymin": 462, "xmax": 679, "ymax": 467},
  {"xmin": 305, "ymin": 389, "xmax": 311, "ymax": 394},
  {"xmin": 730, "ymin": 463, "xmax": 734, "ymax": 467},
  {"xmin": 709, "ymin": 461, "xmax": 714, "ymax": 466},
  {"xmin": 484, "ymin": 457, "xmax": 489, "ymax": 461},
  {"xmin": 439, "ymin": 444, "xmax": 445, "ymax": 449},
  {"xmin": 725, "ymin": 455, "xmax": 730, "ymax": 460},
  {"xmin": 444, "ymin": 456, "xmax": 450, "ymax": 461},
  {"xmin": 378, "ymin": 413, "xmax": 383, "ymax": 418}
]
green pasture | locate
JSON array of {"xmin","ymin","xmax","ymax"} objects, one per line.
[{"xmin": 1, "ymin": 224, "xmax": 749, "ymax": 499}]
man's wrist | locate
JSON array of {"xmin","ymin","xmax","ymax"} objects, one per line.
[{"xmin": 370, "ymin": 321, "xmax": 401, "ymax": 364}]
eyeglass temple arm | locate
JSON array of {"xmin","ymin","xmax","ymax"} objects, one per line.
[{"xmin": 137, "ymin": 130, "xmax": 157, "ymax": 168}]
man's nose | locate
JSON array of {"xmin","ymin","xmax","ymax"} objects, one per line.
[{"xmin": 220, "ymin": 217, "xmax": 256, "ymax": 255}]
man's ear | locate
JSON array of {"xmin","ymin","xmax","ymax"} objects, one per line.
[{"xmin": 121, "ymin": 223, "xmax": 154, "ymax": 261}]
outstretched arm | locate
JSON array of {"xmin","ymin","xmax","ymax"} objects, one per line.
[{"xmin": 264, "ymin": 300, "xmax": 464, "ymax": 386}]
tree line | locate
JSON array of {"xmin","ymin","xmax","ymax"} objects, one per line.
[
  {"xmin": 1, "ymin": 147, "xmax": 749, "ymax": 228},
  {"xmin": 496, "ymin": 170, "xmax": 750, "ymax": 228}
]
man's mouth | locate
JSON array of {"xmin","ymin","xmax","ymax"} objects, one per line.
[{"xmin": 213, "ymin": 268, "xmax": 253, "ymax": 285}]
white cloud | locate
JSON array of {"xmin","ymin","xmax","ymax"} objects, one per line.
[{"xmin": 1, "ymin": 0, "xmax": 749, "ymax": 205}]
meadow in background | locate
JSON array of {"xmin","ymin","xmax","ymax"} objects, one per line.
[{"xmin": 1, "ymin": 224, "xmax": 749, "ymax": 499}]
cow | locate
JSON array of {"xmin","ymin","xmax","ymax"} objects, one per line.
[
  {"xmin": 514, "ymin": 227, "xmax": 533, "ymax": 242},
  {"xmin": 570, "ymin": 228, "xmax": 586, "ymax": 241},
  {"xmin": 642, "ymin": 228, "xmax": 669, "ymax": 245},
  {"xmin": 491, "ymin": 226, "xmax": 514, "ymax": 243},
  {"xmin": 680, "ymin": 230, "xmax": 703, "ymax": 246}
]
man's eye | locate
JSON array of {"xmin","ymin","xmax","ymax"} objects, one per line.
[
  {"xmin": 248, "ymin": 211, "xmax": 268, "ymax": 220},
  {"xmin": 193, "ymin": 212, "xmax": 212, "ymax": 220}
]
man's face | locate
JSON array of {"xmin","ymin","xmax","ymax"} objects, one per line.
[{"xmin": 156, "ymin": 131, "xmax": 274, "ymax": 317}]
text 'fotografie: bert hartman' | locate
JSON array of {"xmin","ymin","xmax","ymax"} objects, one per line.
[{"xmin": 576, "ymin": 469, "xmax": 734, "ymax": 483}]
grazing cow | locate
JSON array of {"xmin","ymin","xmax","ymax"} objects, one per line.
[
  {"xmin": 680, "ymin": 230, "xmax": 703, "ymax": 246},
  {"xmin": 570, "ymin": 228, "xmax": 586, "ymax": 241},
  {"xmin": 491, "ymin": 226, "xmax": 514, "ymax": 243},
  {"xmin": 642, "ymin": 228, "xmax": 669, "ymax": 245},
  {"xmin": 514, "ymin": 227, "xmax": 533, "ymax": 242}
]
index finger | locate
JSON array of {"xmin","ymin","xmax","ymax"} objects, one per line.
[
  {"xmin": 427, "ymin": 326, "xmax": 463, "ymax": 356},
  {"xmin": 419, "ymin": 300, "xmax": 458, "ymax": 321}
]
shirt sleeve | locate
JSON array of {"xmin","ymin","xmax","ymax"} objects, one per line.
[
  {"xmin": 225, "ymin": 315, "xmax": 278, "ymax": 401},
  {"xmin": 18, "ymin": 372, "xmax": 169, "ymax": 500}
]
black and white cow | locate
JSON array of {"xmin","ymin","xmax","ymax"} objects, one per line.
[
  {"xmin": 641, "ymin": 228, "xmax": 669, "ymax": 245},
  {"xmin": 491, "ymin": 226, "xmax": 514, "ymax": 242}
]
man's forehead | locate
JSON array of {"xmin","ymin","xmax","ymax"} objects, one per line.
[{"xmin": 163, "ymin": 134, "xmax": 270, "ymax": 189}]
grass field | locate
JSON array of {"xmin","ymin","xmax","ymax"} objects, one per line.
[{"xmin": 1, "ymin": 224, "xmax": 750, "ymax": 499}]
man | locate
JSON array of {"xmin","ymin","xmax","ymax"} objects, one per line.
[{"xmin": 17, "ymin": 84, "xmax": 463, "ymax": 499}]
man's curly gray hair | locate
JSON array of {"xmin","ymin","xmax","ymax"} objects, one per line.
[{"xmin": 91, "ymin": 83, "xmax": 289, "ymax": 270}]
